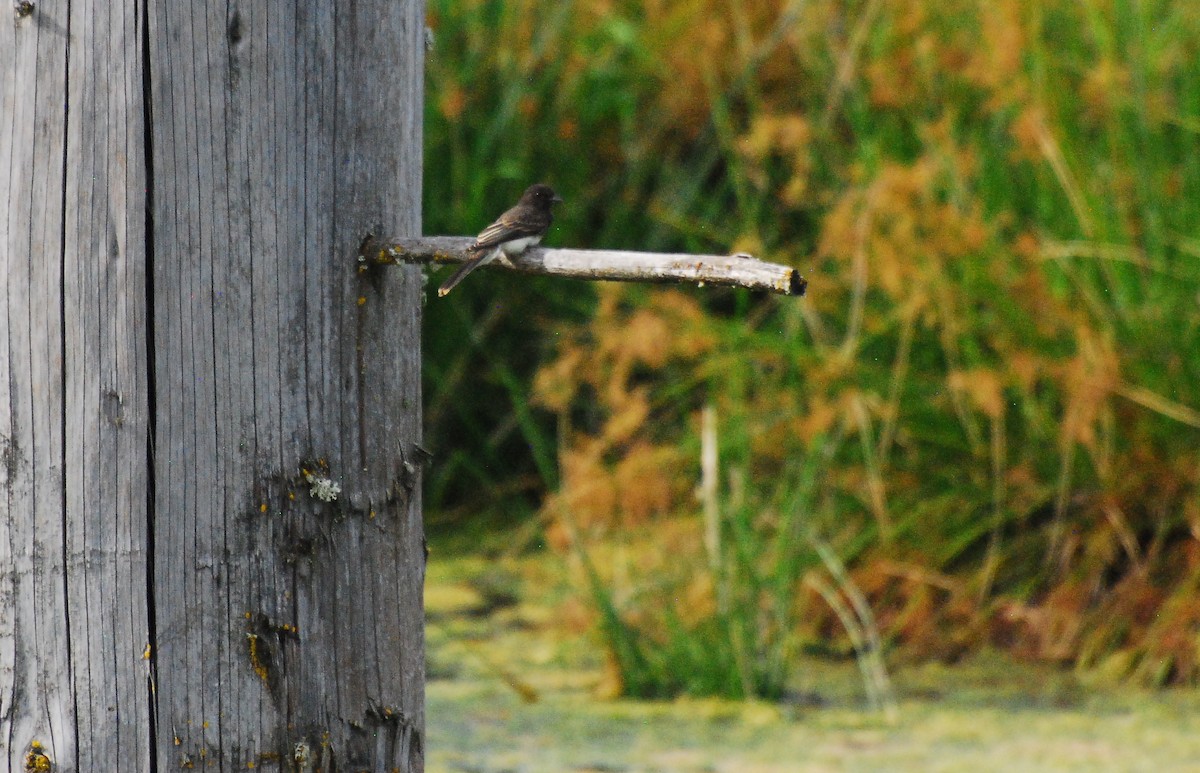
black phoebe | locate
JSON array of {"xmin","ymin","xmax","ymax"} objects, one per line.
[{"xmin": 438, "ymin": 183, "xmax": 563, "ymax": 297}]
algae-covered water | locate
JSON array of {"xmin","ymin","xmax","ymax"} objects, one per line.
[{"xmin": 425, "ymin": 554, "xmax": 1200, "ymax": 773}]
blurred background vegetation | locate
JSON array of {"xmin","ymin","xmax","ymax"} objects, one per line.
[{"xmin": 422, "ymin": 0, "xmax": 1200, "ymax": 698}]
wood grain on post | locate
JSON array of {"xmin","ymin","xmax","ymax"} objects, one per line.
[
  {"xmin": 1, "ymin": 3, "xmax": 80, "ymax": 769},
  {"xmin": 64, "ymin": 1, "xmax": 156, "ymax": 768},
  {"xmin": 148, "ymin": 2, "xmax": 426, "ymax": 770},
  {"xmin": 1, "ymin": 1, "xmax": 427, "ymax": 770}
]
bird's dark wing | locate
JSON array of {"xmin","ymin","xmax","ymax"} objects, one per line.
[{"xmin": 470, "ymin": 202, "xmax": 553, "ymax": 252}]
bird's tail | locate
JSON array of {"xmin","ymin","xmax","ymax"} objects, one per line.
[{"xmin": 437, "ymin": 247, "xmax": 495, "ymax": 297}]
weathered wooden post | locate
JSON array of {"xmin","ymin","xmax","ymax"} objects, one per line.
[{"xmin": 2, "ymin": 0, "xmax": 426, "ymax": 769}]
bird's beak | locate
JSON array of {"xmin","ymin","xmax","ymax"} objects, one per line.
[{"xmin": 552, "ymin": 194, "xmax": 564, "ymax": 204}]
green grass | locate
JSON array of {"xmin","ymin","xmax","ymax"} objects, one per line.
[{"xmin": 423, "ymin": 0, "xmax": 1200, "ymax": 696}]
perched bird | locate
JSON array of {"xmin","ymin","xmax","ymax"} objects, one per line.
[{"xmin": 438, "ymin": 183, "xmax": 563, "ymax": 297}]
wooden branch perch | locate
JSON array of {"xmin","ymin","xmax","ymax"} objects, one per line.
[{"xmin": 360, "ymin": 235, "xmax": 807, "ymax": 297}]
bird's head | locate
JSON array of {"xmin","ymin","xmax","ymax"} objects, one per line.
[{"xmin": 523, "ymin": 183, "xmax": 564, "ymax": 207}]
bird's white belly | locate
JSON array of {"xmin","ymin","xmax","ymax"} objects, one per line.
[{"xmin": 499, "ymin": 234, "xmax": 542, "ymax": 257}]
